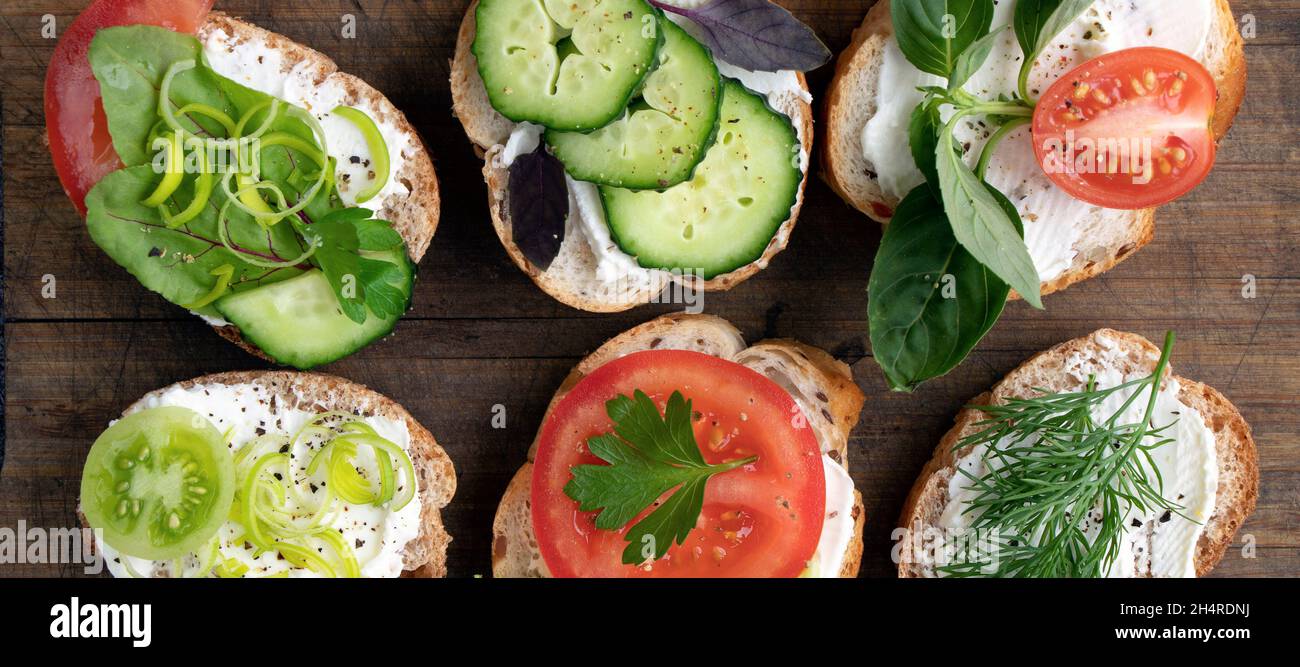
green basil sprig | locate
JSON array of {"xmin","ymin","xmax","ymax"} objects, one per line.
[
  {"xmin": 1012, "ymin": 0, "xmax": 1095, "ymax": 100},
  {"xmin": 868, "ymin": 187, "xmax": 1013, "ymax": 392},
  {"xmin": 935, "ymin": 100, "xmax": 1041, "ymax": 309},
  {"xmin": 891, "ymin": 0, "xmax": 994, "ymax": 77},
  {"xmin": 872, "ymin": 0, "xmax": 1094, "ymax": 389}
]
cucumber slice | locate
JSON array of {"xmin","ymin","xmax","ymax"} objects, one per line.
[
  {"xmin": 546, "ymin": 18, "xmax": 721, "ymax": 189},
  {"xmin": 473, "ymin": 0, "xmax": 661, "ymax": 131},
  {"xmin": 214, "ymin": 251, "xmax": 414, "ymax": 370},
  {"xmin": 601, "ymin": 79, "xmax": 802, "ymax": 279}
]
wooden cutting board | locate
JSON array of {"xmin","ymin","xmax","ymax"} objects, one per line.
[{"xmin": 1, "ymin": 0, "xmax": 1296, "ymax": 577}]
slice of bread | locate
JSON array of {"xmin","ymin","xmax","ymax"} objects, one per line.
[
  {"xmin": 81, "ymin": 371, "xmax": 457, "ymax": 578},
  {"xmin": 195, "ymin": 13, "xmax": 441, "ymax": 357},
  {"xmin": 491, "ymin": 313, "xmax": 867, "ymax": 577},
  {"xmin": 451, "ymin": 2, "xmax": 814, "ymax": 312},
  {"xmin": 896, "ymin": 329, "xmax": 1258, "ymax": 578},
  {"xmin": 822, "ymin": 0, "xmax": 1246, "ymax": 299}
]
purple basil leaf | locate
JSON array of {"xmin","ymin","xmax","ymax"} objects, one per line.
[
  {"xmin": 650, "ymin": 0, "xmax": 830, "ymax": 73},
  {"xmin": 508, "ymin": 144, "xmax": 568, "ymax": 271}
]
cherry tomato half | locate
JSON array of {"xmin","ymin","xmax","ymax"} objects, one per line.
[{"xmin": 1032, "ymin": 47, "xmax": 1218, "ymax": 210}]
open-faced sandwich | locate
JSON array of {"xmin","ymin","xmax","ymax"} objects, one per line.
[
  {"xmin": 823, "ymin": 0, "xmax": 1246, "ymax": 390},
  {"xmin": 896, "ymin": 330, "xmax": 1257, "ymax": 577},
  {"xmin": 451, "ymin": 0, "xmax": 831, "ymax": 312},
  {"xmin": 79, "ymin": 372, "xmax": 455, "ymax": 578},
  {"xmin": 46, "ymin": 0, "xmax": 440, "ymax": 369},
  {"xmin": 492, "ymin": 313, "xmax": 866, "ymax": 577}
]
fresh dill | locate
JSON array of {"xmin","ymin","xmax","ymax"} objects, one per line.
[{"xmin": 941, "ymin": 332, "xmax": 1190, "ymax": 578}]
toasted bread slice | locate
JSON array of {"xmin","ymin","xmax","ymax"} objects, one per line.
[
  {"xmin": 896, "ymin": 330, "xmax": 1258, "ymax": 578},
  {"xmin": 491, "ymin": 313, "xmax": 867, "ymax": 577},
  {"xmin": 81, "ymin": 371, "xmax": 457, "ymax": 578},
  {"xmin": 451, "ymin": 3, "xmax": 814, "ymax": 312},
  {"xmin": 195, "ymin": 13, "xmax": 441, "ymax": 358},
  {"xmin": 822, "ymin": 0, "xmax": 1246, "ymax": 299}
]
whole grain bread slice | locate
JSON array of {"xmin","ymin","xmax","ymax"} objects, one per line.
[
  {"xmin": 451, "ymin": 2, "xmax": 814, "ymax": 312},
  {"xmin": 822, "ymin": 0, "xmax": 1246, "ymax": 300},
  {"xmin": 492, "ymin": 313, "xmax": 867, "ymax": 578},
  {"xmin": 81, "ymin": 371, "xmax": 457, "ymax": 578},
  {"xmin": 195, "ymin": 13, "xmax": 441, "ymax": 358},
  {"xmin": 896, "ymin": 329, "xmax": 1258, "ymax": 578}
]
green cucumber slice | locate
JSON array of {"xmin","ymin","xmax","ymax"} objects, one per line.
[
  {"xmin": 601, "ymin": 79, "xmax": 802, "ymax": 279},
  {"xmin": 214, "ymin": 250, "xmax": 414, "ymax": 369},
  {"xmin": 545, "ymin": 18, "xmax": 721, "ymax": 189},
  {"xmin": 473, "ymin": 0, "xmax": 661, "ymax": 131}
]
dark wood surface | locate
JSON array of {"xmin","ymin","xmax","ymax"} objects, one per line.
[{"xmin": 1, "ymin": 0, "xmax": 1297, "ymax": 577}]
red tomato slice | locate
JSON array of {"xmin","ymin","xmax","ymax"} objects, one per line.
[
  {"xmin": 1032, "ymin": 47, "xmax": 1218, "ymax": 210},
  {"xmin": 45, "ymin": 0, "xmax": 214, "ymax": 215},
  {"xmin": 532, "ymin": 350, "xmax": 826, "ymax": 578}
]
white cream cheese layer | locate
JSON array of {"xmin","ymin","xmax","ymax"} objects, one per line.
[
  {"xmin": 939, "ymin": 335, "xmax": 1217, "ymax": 577},
  {"xmin": 494, "ymin": 13, "xmax": 810, "ymax": 289},
  {"xmin": 807, "ymin": 455, "xmax": 856, "ymax": 578},
  {"xmin": 200, "ymin": 27, "xmax": 417, "ymax": 212},
  {"xmin": 96, "ymin": 382, "xmax": 422, "ymax": 578},
  {"xmin": 861, "ymin": 0, "xmax": 1215, "ymax": 282}
]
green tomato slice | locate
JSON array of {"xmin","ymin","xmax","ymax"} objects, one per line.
[{"xmin": 80, "ymin": 406, "xmax": 236, "ymax": 561}]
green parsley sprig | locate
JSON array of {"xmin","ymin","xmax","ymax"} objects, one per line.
[{"xmin": 563, "ymin": 390, "xmax": 756, "ymax": 566}]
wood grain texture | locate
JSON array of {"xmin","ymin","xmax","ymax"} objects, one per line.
[{"xmin": 1, "ymin": 0, "xmax": 1297, "ymax": 577}]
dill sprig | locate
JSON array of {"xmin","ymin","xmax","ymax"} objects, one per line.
[{"xmin": 941, "ymin": 332, "xmax": 1189, "ymax": 578}]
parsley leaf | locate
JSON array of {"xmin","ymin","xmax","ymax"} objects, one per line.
[
  {"xmin": 357, "ymin": 256, "xmax": 408, "ymax": 320},
  {"xmin": 296, "ymin": 207, "xmax": 408, "ymax": 324},
  {"xmin": 299, "ymin": 211, "xmax": 366, "ymax": 323},
  {"xmin": 564, "ymin": 390, "xmax": 757, "ymax": 565}
]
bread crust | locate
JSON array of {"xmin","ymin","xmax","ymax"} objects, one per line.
[
  {"xmin": 194, "ymin": 13, "xmax": 441, "ymax": 357},
  {"xmin": 895, "ymin": 329, "xmax": 1258, "ymax": 578},
  {"xmin": 822, "ymin": 0, "xmax": 1247, "ymax": 300},
  {"xmin": 492, "ymin": 314, "xmax": 867, "ymax": 578},
  {"xmin": 451, "ymin": 2, "xmax": 814, "ymax": 312},
  {"xmin": 81, "ymin": 371, "xmax": 457, "ymax": 578}
]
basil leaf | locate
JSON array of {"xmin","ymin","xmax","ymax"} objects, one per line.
[
  {"xmin": 908, "ymin": 99, "xmax": 943, "ymax": 194},
  {"xmin": 650, "ymin": 0, "xmax": 831, "ymax": 73},
  {"xmin": 891, "ymin": 0, "xmax": 995, "ymax": 78},
  {"xmin": 508, "ymin": 144, "xmax": 568, "ymax": 271},
  {"xmin": 868, "ymin": 186, "xmax": 1011, "ymax": 391},
  {"xmin": 947, "ymin": 26, "xmax": 1004, "ymax": 92},
  {"xmin": 1013, "ymin": 0, "xmax": 1093, "ymax": 98},
  {"xmin": 935, "ymin": 121, "xmax": 1043, "ymax": 308},
  {"xmin": 85, "ymin": 166, "xmax": 303, "ymax": 311}
]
